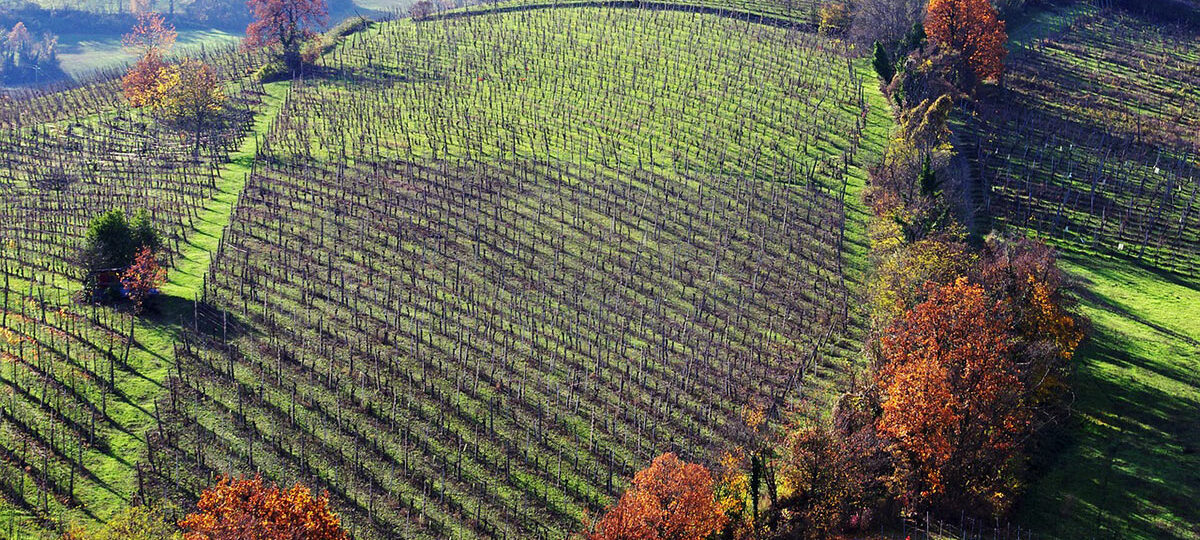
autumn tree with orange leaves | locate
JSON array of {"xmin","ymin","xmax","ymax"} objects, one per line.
[
  {"xmin": 589, "ymin": 453, "xmax": 727, "ymax": 540},
  {"xmin": 121, "ymin": 12, "xmax": 176, "ymax": 107},
  {"xmin": 924, "ymin": 0, "xmax": 1007, "ymax": 82},
  {"xmin": 876, "ymin": 277, "xmax": 1028, "ymax": 515},
  {"xmin": 977, "ymin": 236, "xmax": 1083, "ymax": 415},
  {"xmin": 179, "ymin": 475, "xmax": 348, "ymax": 540}
]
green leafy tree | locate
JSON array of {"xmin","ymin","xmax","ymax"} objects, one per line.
[
  {"xmin": 81, "ymin": 209, "xmax": 161, "ymax": 289},
  {"xmin": 83, "ymin": 209, "xmax": 135, "ymax": 272}
]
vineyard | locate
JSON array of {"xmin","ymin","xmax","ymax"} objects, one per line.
[
  {"xmin": 962, "ymin": 4, "xmax": 1199, "ymax": 274},
  {"xmin": 956, "ymin": 4, "xmax": 1200, "ymax": 539},
  {"xmin": 0, "ymin": 4, "xmax": 892, "ymax": 538}
]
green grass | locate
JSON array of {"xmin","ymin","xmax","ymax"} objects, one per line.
[
  {"xmin": 55, "ymin": 29, "xmax": 243, "ymax": 81},
  {"xmin": 1016, "ymin": 252, "xmax": 1199, "ymax": 539},
  {"xmin": 0, "ymin": 80, "xmax": 289, "ymax": 537}
]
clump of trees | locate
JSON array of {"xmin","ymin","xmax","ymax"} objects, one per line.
[
  {"xmin": 0, "ymin": 21, "xmax": 60, "ymax": 85},
  {"xmin": 178, "ymin": 475, "xmax": 349, "ymax": 539},
  {"xmin": 81, "ymin": 209, "xmax": 165, "ymax": 307}
]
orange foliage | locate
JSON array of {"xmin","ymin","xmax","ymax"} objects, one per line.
[
  {"xmin": 121, "ymin": 247, "xmax": 166, "ymax": 314},
  {"xmin": 590, "ymin": 453, "xmax": 727, "ymax": 540},
  {"xmin": 876, "ymin": 277, "xmax": 1028, "ymax": 513},
  {"xmin": 121, "ymin": 12, "xmax": 176, "ymax": 107},
  {"xmin": 925, "ymin": 0, "xmax": 1007, "ymax": 81},
  {"xmin": 179, "ymin": 475, "xmax": 347, "ymax": 540}
]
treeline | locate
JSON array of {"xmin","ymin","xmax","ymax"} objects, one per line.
[{"xmin": 0, "ymin": 21, "xmax": 61, "ymax": 85}]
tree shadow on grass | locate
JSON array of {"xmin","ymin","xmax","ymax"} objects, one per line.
[{"xmin": 1017, "ymin": 286, "xmax": 1200, "ymax": 539}]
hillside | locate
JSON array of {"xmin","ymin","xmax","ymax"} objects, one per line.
[
  {"xmin": 0, "ymin": 4, "xmax": 891, "ymax": 537},
  {"xmin": 956, "ymin": 4, "xmax": 1199, "ymax": 539}
]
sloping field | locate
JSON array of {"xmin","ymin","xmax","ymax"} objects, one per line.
[
  {"xmin": 0, "ymin": 5, "xmax": 893, "ymax": 538},
  {"xmin": 962, "ymin": 4, "xmax": 1199, "ymax": 275},
  {"xmin": 957, "ymin": 4, "xmax": 1200, "ymax": 539},
  {"xmin": 139, "ymin": 8, "xmax": 891, "ymax": 539},
  {"xmin": 0, "ymin": 51, "xmax": 284, "ymax": 533}
]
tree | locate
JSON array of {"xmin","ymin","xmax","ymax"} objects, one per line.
[
  {"xmin": 817, "ymin": 3, "xmax": 850, "ymax": 34},
  {"xmin": 772, "ymin": 420, "xmax": 864, "ymax": 539},
  {"xmin": 82, "ymin": 209, "xmax": 161, "ymax": 289},
  {"xmin": 122, "ymin": 12, "xmax": 177, "ymax": 107},
  {"xmin": 83, "ymin": 210, "xmax": 135, "ymax": 272},
  {"xmin": 917, "ymin": 154, "xmax": 940, "ymax": 197},
  {"xmin": 977, "ymin": 236, "xmax": 1083, "ymax": 413},
  {"xmin": 589, "ymin": 453, "xmax": 727, "ymax": 540},
  {"xmin": 179, "ymin": 475, "xmax": 348, "ymax": 540},
  {"xmin": 409, "ymin": 0, "xmax": 435, "ymax": 19},
  {"xmin": 7, "ymin": 22, "xmax": 32, "ymax": 65},
  {"xmin": 244, "ymin": 0, "xmax": 328, "ymax": 75},
  {"xmin": 121, "ymin": 247, "xmax": 167, "ymax": 314},
  {"xmin": 850, "ymin": 0, "xmax": 924, "ymax": 47},
  {"xmin": 924, "ymin": 0, "xmax": 1007, "ymax": 82},
  {"xmin": 62, "ymin": 505, "xmax": 181, "ymax": 539},
  {"xmin": 871, "ymin": 41, "xmax": 895, "ymax": 83},
  {"xmin": 155, "ymin": 59, "xmax": 227, "ymax": 158},
  {"xmin": 876, "ymin": 277, "xmax": 1028, "ymax": 514}
]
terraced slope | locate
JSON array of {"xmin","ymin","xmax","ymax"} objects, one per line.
[{"xmin": 140, "ymin": 8, "xmax": 892, "ymax": 539}]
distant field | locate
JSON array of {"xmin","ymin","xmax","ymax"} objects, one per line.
[{"xmin": 55, "ymin": 28, "xmax": 241, "ymax": 80}]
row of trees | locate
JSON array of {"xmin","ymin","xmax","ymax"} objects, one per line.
[
  {"xmin": 584, "ymin": 0, "xmax": 1080, "ymax": 538},
  {"xmin": 586, "ymin": 235, "xmax": 1083, "ymax": 538}
]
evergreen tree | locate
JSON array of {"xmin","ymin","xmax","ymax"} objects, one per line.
[{"xmin": 872, "ymin": 41, "xmax": 895, "ymax": 83}]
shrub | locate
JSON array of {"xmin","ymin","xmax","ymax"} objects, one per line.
[
  {"xmin": 62, "ymin": 505, "xmax": 181, "ymax": 540},
  {"xmin": 589, "ymin": 453, "xmax": 727, "ymax": 540},
  {"xmin": 179, "ymin": 475, "xmax": 348, "ymax": 540},
  {"xmin": 81, "ymin": 209, "xmax": 160, "ymax": 289}
]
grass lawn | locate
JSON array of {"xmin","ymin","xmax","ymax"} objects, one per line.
[{"xmin": 1016, "ymin": 251, "xmax": 1199, "ymax": 539}]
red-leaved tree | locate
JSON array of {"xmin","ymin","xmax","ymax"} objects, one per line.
[
  {"xmin": 590, "ymin": 453, "xmax": 727, "ymax": 540},
  {"xmin": 925, "ymin": 0, "xmax": 1007, "ymax": 82},
  {"xmin": 876, "ymin": 277, "xmax": 1028, "ymax": 514},
  {"xmin": 120, "ymin": 246, "xmax": 166, "ymax": 314},
  {"xmin": 244, "ymin": 0, "xmax": 328, "ymax": 75},
  {"xmin": 179, "ymin": 475, "xmax": 348, "ymax": 540}
]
